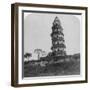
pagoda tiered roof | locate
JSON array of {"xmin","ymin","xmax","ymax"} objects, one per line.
[{"xmin": 51, "ymin": 16, "xmax": 66, "ymax": 56}]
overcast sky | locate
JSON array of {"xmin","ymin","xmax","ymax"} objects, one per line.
[{"xmin": 24, "ymin": 12, "xmax": 81, "ymax": 60}]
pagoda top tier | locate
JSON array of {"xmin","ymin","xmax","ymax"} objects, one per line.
[
  {"xmin": 53, "ymin": 16, "xmax": 61, "ymax": 25},
  {"xmin": 52, "ymin": 16, "xmax": 63, "ymax": 30}
]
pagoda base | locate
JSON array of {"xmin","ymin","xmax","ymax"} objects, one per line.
[{"xmin": 54, "ymin": 55, "xmax": 65, "ymax": 60}]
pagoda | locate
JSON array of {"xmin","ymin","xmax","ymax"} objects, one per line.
[{"xmin": 51, "ymin": 16, "xmax": 66, "ymax": 57}]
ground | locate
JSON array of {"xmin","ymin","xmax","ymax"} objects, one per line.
[{"xmin": 24, "ymin": 56, "xmax": 80, "ymax": 77}]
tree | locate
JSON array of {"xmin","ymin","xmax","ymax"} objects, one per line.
[
  {"xmin": 24, "ymin": 53, "xmax": 32, "ymax": 61},
  {"xmin": 34, "ymin": 49, "xmax": 42, "ymax": 60},
  {"xmin": 47, "ymin": 52, "xmax": 52, "ymax": 57},
  {"xmin": 41, "ymin": 51, "xmax": 47, "ymax": 57}
]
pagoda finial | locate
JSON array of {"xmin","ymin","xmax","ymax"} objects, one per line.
[
  {"xmin": 53, "ymin": 16, "xmax": 61, "ymax": 25},
  {"xmin": 55, "ymin": 16, "xmax": 59, "ymax": 20}
]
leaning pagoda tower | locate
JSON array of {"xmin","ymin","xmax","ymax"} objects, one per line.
[{"xmin": 51, "ymin": 16, "xmax": 66, "ymax": 57}]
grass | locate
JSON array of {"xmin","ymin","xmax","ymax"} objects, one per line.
[{"xmin": 24, "ymin": 56, "xmax": 80, "ymax": 77}]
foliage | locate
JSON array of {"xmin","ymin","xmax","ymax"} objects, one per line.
[
  {"xmin": 24, "ymin": 52, "xmax": 32, "ymax": 61},
  {"xmin": 34, "ymin": 49, "xmax": 42, "ymax": 60},
  {"xmin": 34, "ymin": 49, "xmax": 47, "ymax": 60}
]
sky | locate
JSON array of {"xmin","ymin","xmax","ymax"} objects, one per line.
[{"xmin": 24, "ymin": 12, "xmax": 81, "ymax": 60}]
